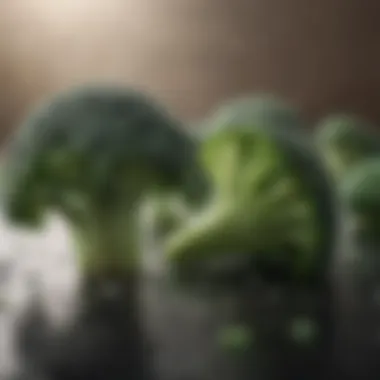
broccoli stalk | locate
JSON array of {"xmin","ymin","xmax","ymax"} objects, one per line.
[
  {"xmin": 143, "ymin": 192, "xmax": 192, "ymax": 240},
  {"xmin": 68, "ymin": 202, "xmax": 141, "ymax": 276}
]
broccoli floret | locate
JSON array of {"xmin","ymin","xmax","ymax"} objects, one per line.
[
  {"xmin": 164, "ymin": 107, "xmax": 336, "ymax": 282},
  {"xmin": 314, "ymin": 114, "xmax": 380, "ymax": 180},
  {"xmin": 340, "ymin": 158, "xmax": 380, "ymax": 234},
  {"xmin": 202, "ymin": 95, "xmax": 306, "ymax": 135},
  {"xmin": 188, "ymin": 95, "xmax": 304, "ymax": 206},
  {"xmin": 186, "ymin": 95, "xmax": 306, "ymax": 215},
  {"xmin": 1, "ymin": 85, "xmax": 197, "ymax": 277}
]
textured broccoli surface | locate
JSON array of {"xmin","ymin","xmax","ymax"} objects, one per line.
[
  {"xmin": 203, "ymin": 96, "xmax": 306, "ymax": 134},
  {"xmin": 164, "ymin": 99, "xmax": 337, "ymax": 282},
  {"xmin": 340, "ymin": 158, "xmax": 380, "ymax": 234},
  {"xmin": 314, "ymin": 114, "xmax": 380, "ymax": 180},
  {"xmin": 1, "ymin": 85, "xmax": 197, "ymax": 276}
]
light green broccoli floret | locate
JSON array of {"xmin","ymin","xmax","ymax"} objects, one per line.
[
  {"xmin": 164, "ymin": 126, "xmax": 320, "ymax": 278},
  {"xmin": 162, "ymin": 97, "xmax": 337, "ymax": 282}
]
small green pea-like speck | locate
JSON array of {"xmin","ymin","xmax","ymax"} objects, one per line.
[
  {"xmin": 289, "ymin": 317, "xmax": 318, "ymax": 345},
  {"xmin": 217, "ymin": 324, "xmax": 254, "ymax": 354}
]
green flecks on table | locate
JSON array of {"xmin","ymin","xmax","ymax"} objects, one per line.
[
  {"xmin": 217, "ymin": 324, "xmax": 254, "ymax": 354},
  {"xmin": 289, "ymin": 316, "xmax": 318, "ymax": 345}
]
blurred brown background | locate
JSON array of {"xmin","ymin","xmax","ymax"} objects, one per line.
[{"xmin": 0, "ymin": 0, "xmax": 379, "ymax": 143}]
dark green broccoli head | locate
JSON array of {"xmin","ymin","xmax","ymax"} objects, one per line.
[
  {"xmin": 1, "ymin": 85, "xmax": 197, "ymax": 275},
  {"xmin": 3, "ymin": 86, "xmax": 195, "ymax": 222},
  {"xmin": 164, "ymin": 114, "xmax": 337, "ymax": 282},
  {"xmin": 340, "ymin": 158, "xmax": 380, "ymax": 234},
  {"xmin": 314, "ymin": 114, "xmax": 380, "ymax": 180}
]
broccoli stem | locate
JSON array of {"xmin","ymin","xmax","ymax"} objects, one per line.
[
  {"xmin": 165, "ymin": 203, "xmax": 234, "ymax": 260},
  {"xmin": 165, "ymin": 185, "xmax": 318, "ymax": 279},
  {"xmin": 165, "ymin": 197, "xmax": 278, "ymax": 263},
  {"xmin": 69, "ymin": 208, "xmax": 140, "ymax": 277},
  {"xmin": 145, "ymin": 192, "xmax": 191, "ymax": 238}
]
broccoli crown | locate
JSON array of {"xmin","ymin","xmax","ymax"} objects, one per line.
[
  {"xmin": 340, "ymin": 158, "xmax": 380, "ymax": 223},
  {"xmin": 165, "ymin": 115, "xmax": 337, "ymax": 281},
  {"xmin": 1, "ymin": 86, "xmax": 202, "ymax": 275},
  {"xmin": 2, "ymin": 86, "xmax": 196, "ymax": 226},
  {"xmin": 203, "ymin": 95, "xmax": 306, "ymax": 135},
  {"xmin": 314, "ymin": 114, "xmax": 380, "ymax": 178},
  {"xmin": 189, "ymin": 95, "xmax": 306, "ymax": 206}
]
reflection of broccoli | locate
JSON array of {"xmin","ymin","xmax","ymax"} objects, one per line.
[
  {"xmin": 164, "ymin": 99, "xmax": 336, "ymax": 281},
  {"xmin": 314, "ymin": 114, "xmax": 380, "ymax": 180},
  {"xmin": 1, "ymin": 86, "xmax": 197, "ymax": 277},
  {"xmin": 340, "ymin": 158, "xmax": 380, "ymax": 235}
]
